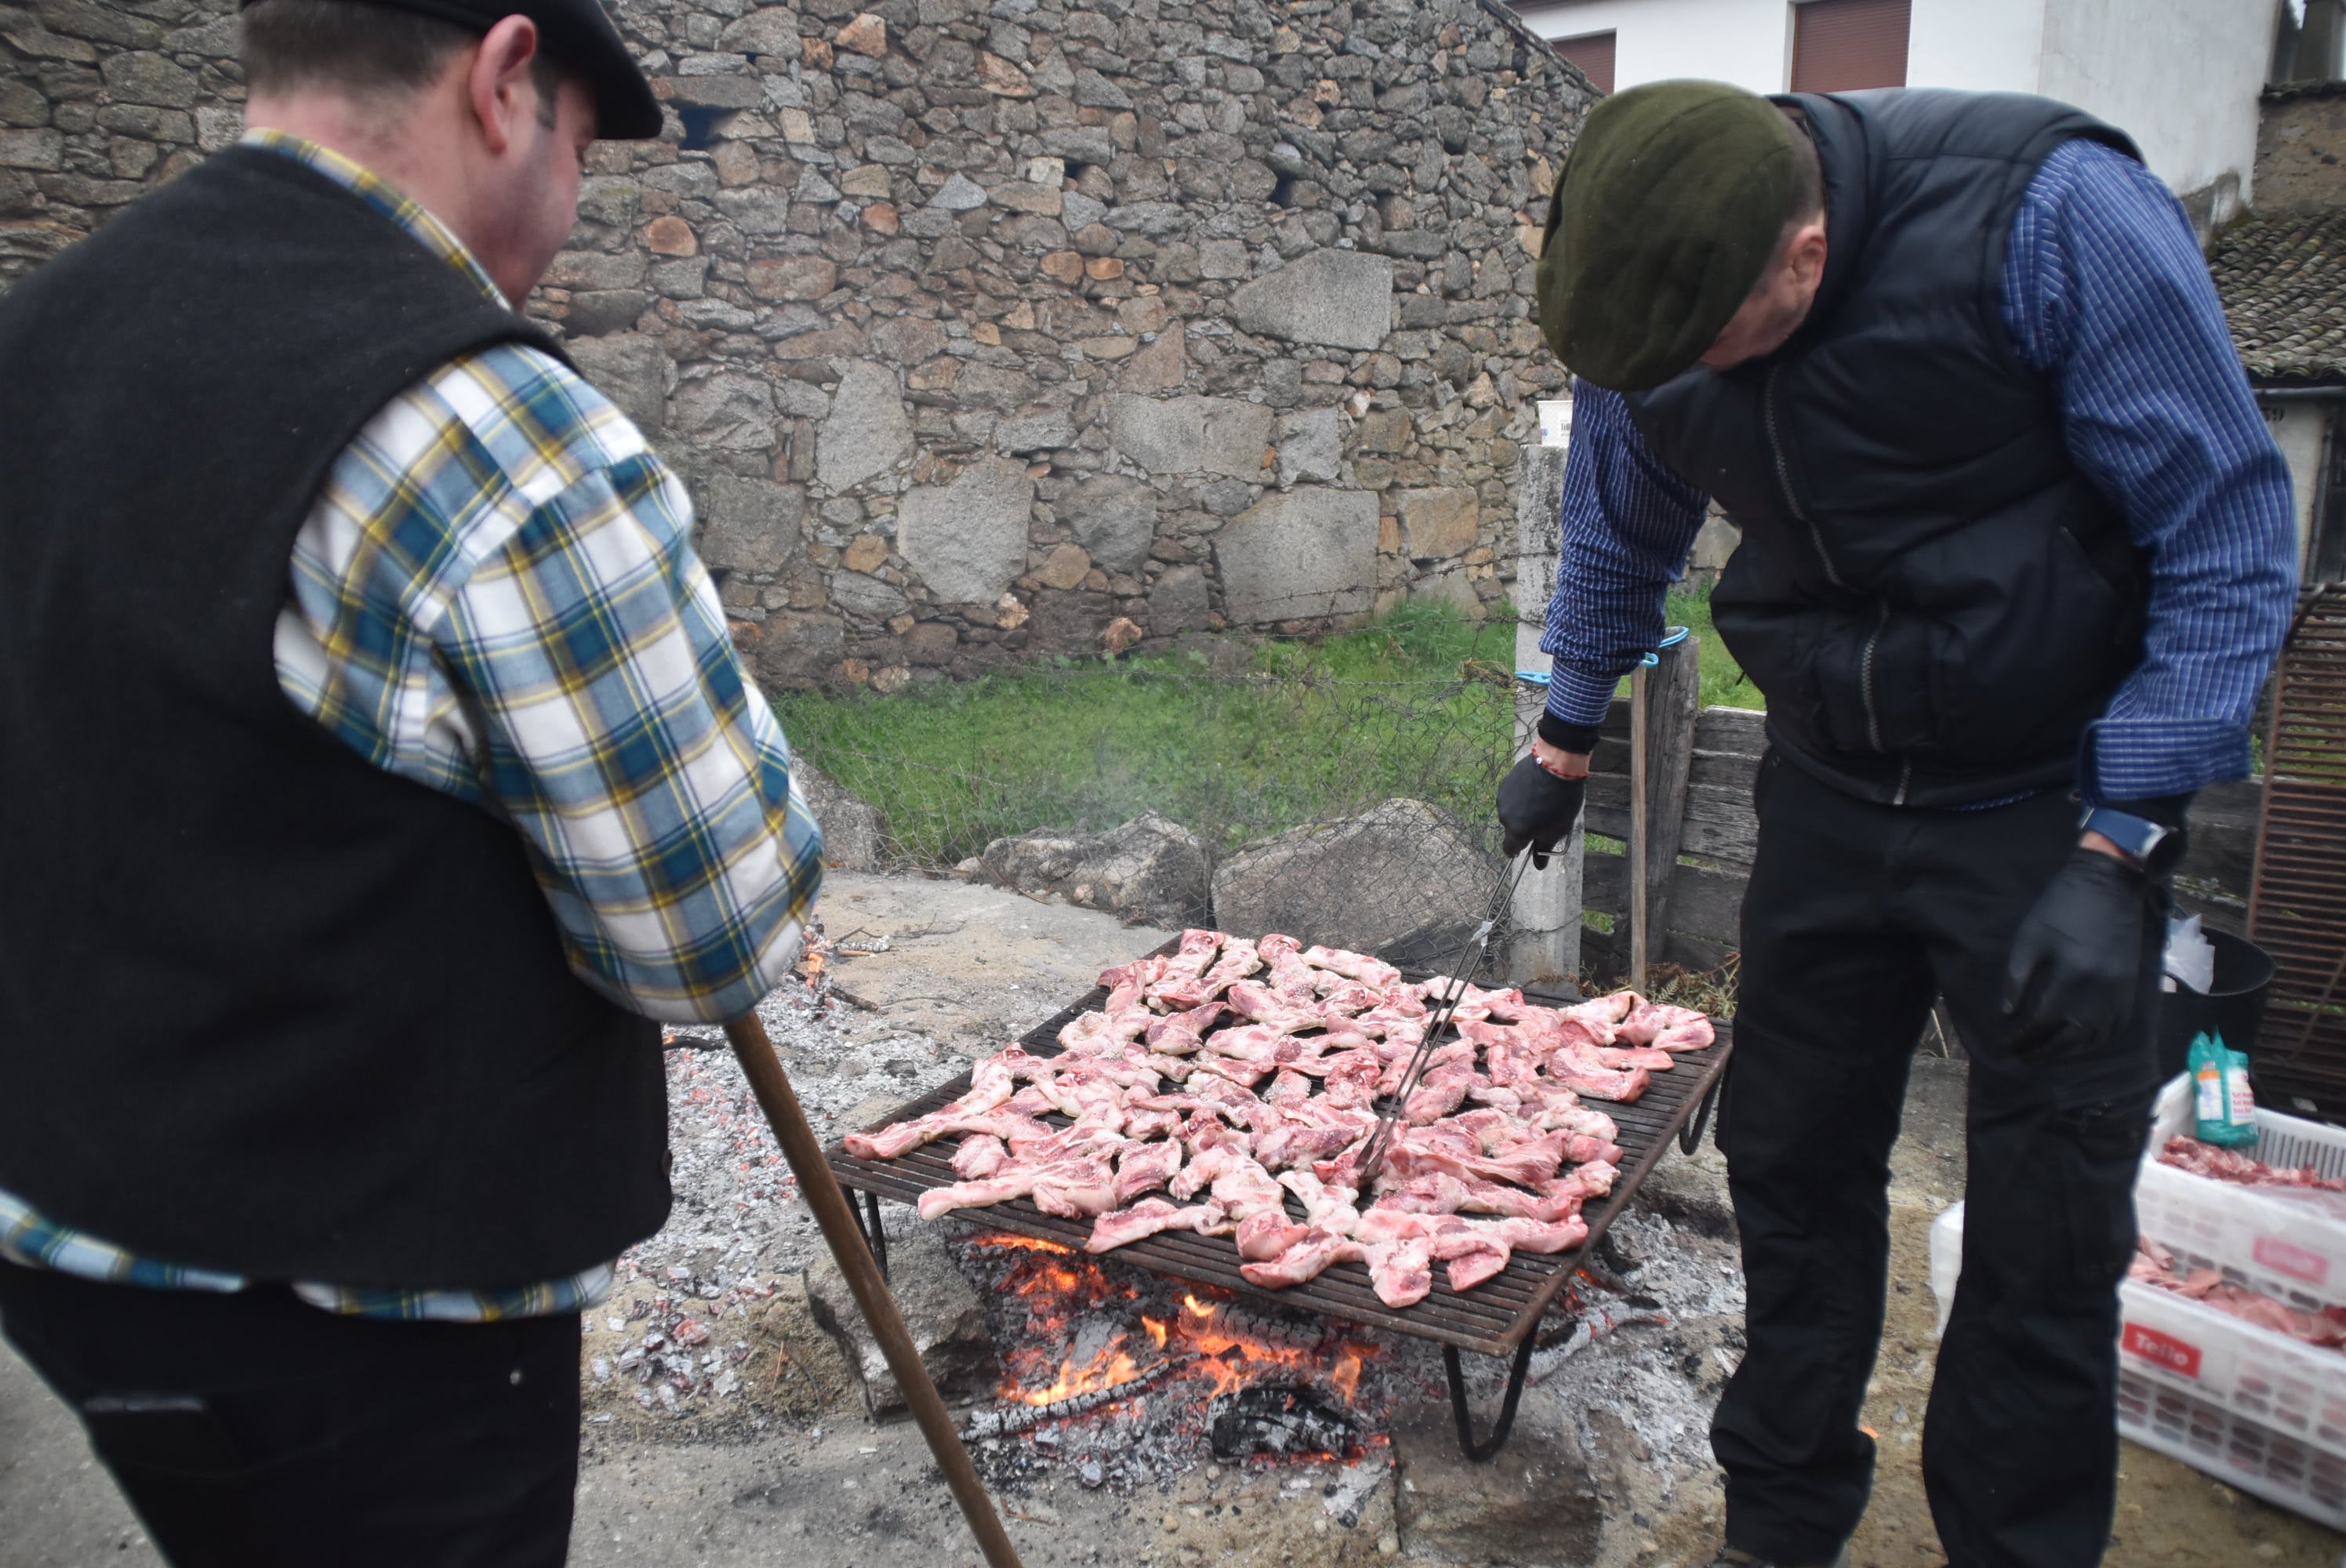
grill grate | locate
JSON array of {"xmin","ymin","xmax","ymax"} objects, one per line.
[
  {"xmin": 2250, "ymin": 589, "xmax": 2346, "ymax": 1118},
  {"xmin": 826, "ymin": 956, "xmax": 1730, "ymax": 1357}
]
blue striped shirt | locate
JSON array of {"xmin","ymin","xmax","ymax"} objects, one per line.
[{"xmin": 1539, "ymin": 138, "xmax": 2299, "ymax": 804}]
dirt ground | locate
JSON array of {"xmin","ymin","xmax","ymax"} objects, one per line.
[{"xmin": 4, "ymin": 868, "xmax": 2344, "ymax": 1566}]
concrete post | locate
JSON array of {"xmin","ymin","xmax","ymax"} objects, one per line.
[{"xmin": 1506, "ymin": 432, "xmax": 1582, "ymax": 985}]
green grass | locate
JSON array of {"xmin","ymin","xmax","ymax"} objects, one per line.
[
  {"xmin": 772, "ymin": 603, "xmax": 1523, "ymax": 867},
  {"xmin": 1614, "ymin": 586, "xmax": 1765, "ymax": 713},
  {"xmin": 773, "ymin": 587, "xmax": 1758, "ymax": 869}
]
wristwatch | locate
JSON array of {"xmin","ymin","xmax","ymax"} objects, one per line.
[{"xmin": 2081, "ymin": 804, "xmax": 2186, "ymax": 875}]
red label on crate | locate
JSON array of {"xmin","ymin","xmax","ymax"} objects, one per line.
[
  {"xmin": 2122, "ymin": 1322, "xmax": 2203, "ymax": 1379},
  {"xmin": 2253, "ymin": 1235, "xmax": 2330, "ymax": 1285}
]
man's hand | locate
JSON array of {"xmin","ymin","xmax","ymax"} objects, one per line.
[
  {"xmin": 2001, "ymin": 844, "xmax": 2154, "ymax": 1058},
  {"xmin": 1498, "ymin": 747, "xmax": 1589, "ymax": 869}
]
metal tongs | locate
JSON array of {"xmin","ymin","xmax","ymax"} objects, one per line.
[{"xmin": 1355, "ymin": 848, "xmax": 1533, "ymax": 1182}]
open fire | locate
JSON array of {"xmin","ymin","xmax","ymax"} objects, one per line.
[{"xmin": 953, "ymin": 1232, "xmax": 1390, "ymax": 1483}]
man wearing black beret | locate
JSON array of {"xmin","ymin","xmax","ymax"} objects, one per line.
[
  {"xmin": 0, "ymin": 0, "xmax": 826, "ymax": 1563},
  {"xmin": 1500, "ymin": 82, "xmax": 2297, "ymax": 1568}
]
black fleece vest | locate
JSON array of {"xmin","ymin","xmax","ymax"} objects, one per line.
[
  {"xmin": 1625, "ymin": 89, "xmax": 2145, "ymax": 807},
  {"xmin": 0, "ymin": 147, "xmax": 670, "ymax": 1287}
]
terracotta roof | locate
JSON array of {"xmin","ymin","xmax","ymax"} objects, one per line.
[{"xmin": 2213, "ymin": 207, "xmax": 2346, "ymax": 387}]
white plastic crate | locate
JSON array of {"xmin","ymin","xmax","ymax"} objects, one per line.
[
  {"xmin": 2117, "ymin": 1279, "xmax": 2346, "ymax": 1530},
  {"xmin": 2134, "ymin": 1075, "xmax": 2346, "ymax": 1314}
]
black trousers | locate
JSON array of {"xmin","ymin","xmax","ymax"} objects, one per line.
[
  {"xmin": 1712, "ymin": 753, "xmax": 2160, "ymax": 1568},
  {"xmin": 0, "ymin": 1260, "xmax": 581, "ymax": 1567}
]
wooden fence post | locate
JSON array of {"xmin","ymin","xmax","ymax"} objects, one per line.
[{"xmin": 1628, "ymin": 635, "xmax": 1701, "ymax": 985}]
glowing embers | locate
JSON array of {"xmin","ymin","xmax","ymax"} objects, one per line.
[{"xmin": 957, "ymin": 1232, "xmax": 1382, "ymax": 1472}]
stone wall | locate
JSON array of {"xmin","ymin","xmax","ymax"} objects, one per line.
[
  {"xmin": 1, "ymin": 0, "xmax": 1594, "ymax": 691},
  {"xmin": 2256, "ymin": 81, "xmax": 2346, "ymax": 212}
]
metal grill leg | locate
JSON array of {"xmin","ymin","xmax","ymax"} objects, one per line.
[
  {"xmin": 1444, "ymin": 1336, "xmax": 1536, "ymax": 1462},
  {"xmin": 1680, "ymin": 1080, "xmax": 1723, "ymax": 1156},
  {"xmin": 854, "ymin": 1189, "xmax": 890, "ymax": 1283}
]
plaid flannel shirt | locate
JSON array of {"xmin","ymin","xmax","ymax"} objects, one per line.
[{"xmin": 0, "ymin": 132, "xmax": 823, "ymax": 1321}]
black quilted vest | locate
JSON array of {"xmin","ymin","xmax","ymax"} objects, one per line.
[
  {"xmin": 0, "ymin": 147, "xmax": 670, "ymax": 1286},
  {"xmin": 1625, "ymin": 89, "xmax": 2144, "ymax": 807}
]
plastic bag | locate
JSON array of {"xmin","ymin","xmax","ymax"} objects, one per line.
[
  {"xmin": 2163, "ymin": 913, "xmax": 2215, "ymax": 996},
  {"xmin": 2190, "ymin": 1030, "xmax": 2258, "ymax": 1149}
]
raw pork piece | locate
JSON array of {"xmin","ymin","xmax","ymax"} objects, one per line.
[
  {"xmin": 1257, "ymin": 933, "xmax": 1323, "ymax": 999},
  {"xmin": 952, "ymin": 1134, "xmax": 1009, "ymax": 1179},
  {"xmin": 1362, "ymin": 1235, "xmax": 1434, "ymax": 1306},
  {"xmin": 1223, "ymin": 982, "xmax": 1325, "ymax": 1033},
  {"xmin": 1059, "ymin": 1007, "xmax": 1151, "ymax": 1052},
  {"xmin": 840, "ymin": 1047, "xmax": 1030, "ymax": 1157},
  {"xmin": 1171, "ymin": 1142, "xmax": 1287, "ymax": 1221},
  {"xmin": 1236, "ymin": 1208, "xmax": 1313, "ymax": 1261},
  {"xmin": 1300, "ymin": 944, "xmax": 1404, "ymax": 991},
  {"xmin": 1264, "ymin": 1069, "xmax": 1313, "ymax": 1109},
  {"xmin": 1098, "ymin": 954, "xmax": 1168, "ymax": 1012},
  {"xmin": 1086, "ymin": 1197, "xmax": 1224, "ymax": 1254},
  {"xmin": 1404, "ymin": 1056, "xmax": 1488, "ymax": 1125},
  {"xmin": 916, "ymin": 1126, "xmax": 1124, "ymax": 1221},
  {"xmin": 1239, "ymin": 1227, "xmax": 1360, "ymax": 1289},
  {"xmin": 1144, "ymin": 1000, "xmax": 1226, "ymax": 1054},
  {"xmin": 1254, "ymin": 1114, "xmax": 1367, "ymax": 1174},
  {"xmin": 1113, "ymin": 1138, "xmax": 1184, "ymax": 1206},
  {"xmin": 1153, "ymin": 937, "xmax": 1260, "ymax": 1010},
  {"xmin": 1617, "ymin": 999, "xmax": 1716, "ymax": 1051},
  {"xmin": 1278, "ymin": 1169, "xmax": 1363, "ymax": 1235},
  {"xmin": 1545, "ymin": 1048, "xmax": 1651, "ymax": 1104},
  {"xmin": 1585, "ymin": 1044, "xmax": 1676, "ymax": 1073}
]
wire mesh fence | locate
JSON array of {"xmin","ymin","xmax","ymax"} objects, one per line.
[{"xmin": 772, "ymin": 612, "xmax": 1532, "ymax": 971}]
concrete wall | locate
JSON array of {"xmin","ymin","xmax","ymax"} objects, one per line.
[
  {"xmin": 2257, "ymin": 81, "xmax": 2346, "ymax": 209},
  {"xmin": 2037, "ymin": 0, "xmax": 2268, "ymax": 226},
  {"xmin": 1509, "ymin": 0, "xmax": 2265, "ymax": 225},
  {"xmin": 2265, "ymin": 399, "xmax": 2327, "ymax": 571},
  {"xmin": 0, "ymin": 0, "xmax": 1593, "ymax": 693}
]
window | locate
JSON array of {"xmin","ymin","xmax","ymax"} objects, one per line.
[
  {"xmin": 1553, "ymin": 31, "xmax": 1616, "ymax": 95},
  {"xmin": 1790, "ymin": 0, "xmax": 1910, "ymax": 93}
]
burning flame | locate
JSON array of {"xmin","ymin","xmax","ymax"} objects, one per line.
[{"xmin": 968, "ymin": 1232, "xmax": 1378, "ymax": 1416}]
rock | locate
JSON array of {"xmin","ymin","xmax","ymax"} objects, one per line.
[
  {"xmin": 1105, "ymin": 394, "xmax": 1273, "ymax": 479},
  {"xmin": 982, "ymin": 812, "xmax": 1211, "ymax": 925},
  {"xmin": 906, "ymin": 621, "xmax": 959, "ymax": 665},
  {"xmin": 1389, "ymin": 1403, "xmax": 1600, "ymax": 1566},
  {"xmin": 835, "ymin": 12, "xmax": 888, "ymax": 56},
  {"xmin": 830, "ymin": 570, "xmax": 909, "ymax": 622},
  {"xmin": 1215, "ymin": 487, "xmax": 1378, "ymax": 623},
  {"xmin": 898, "ymin": 455, "xmax": 1033, "ymax": 603},
  {"xmin": 1148, "ymin": 563, "xmax": 1212, "ymax": 637},
  {"xmin": 1396, "ymin": 487, "xmax": 1479, "ymax": 559},
  {"xmin": 977, "ymin": 50, "xmax": 1034, "ymax": 96},
  {"xmin": 1210, "ymin": 799, "xmax": 1502, "ymax": 965},
  {"xmin": 565, "ymin": 332, "xmax": 668, "ymax": 438},
  {"xmin": 792, "ymin": 757, "xmax": 884, "ymax": 870},
  {"xmin": 697, "ymin": 473, "xmax": 804, "ymax": 575},
  {"xmin": 746, "ymin": 253, "xmax": 837, "ymax": 300},
  {"xmin": 1117, "ymin": 332, "xmax": 1186, "ymax": 394},
  {"xmin": 816, "ymin": 361, "xmax": 914, "ymax": 492},
  {"xmin": 717, "ymin": 6, "xmax": 799, "ymax": 54},
  {"xmin": 929, "ymin": 172, "xmax": 990, "ymax": 211},
  {"xmin": 565, "ymin": 290, "xmax": 648, "ymax": 337},
  {"xmin": 670, "ymin": 372, "xmax": 775, "ymax": 451},
  {"xmin": 1274, "ymin": 407, "xmax": 1343, "ymax": 488},
  {"xmin": 1036, "ymin": 543, "xmax": 1091, "ymax": 590},
  {"xmin": 99, "ymin": 52, "xmax": 196, "ymax": 108},
  {"xmin": 994, "ymin": 408, "xmax": 1078, "ymax": 454},
  {"xmin": 1410, "ymin": 568, "xmax": 1484, "ymax": 618},
  {"xmin": 1199, "ymin": 238, "xmax": 1250, "ymax": 280},
  {"xmin": 805, "ymin": 1226, "xmax": 994, "ymax": 1418},
  {"xmin": 1233, "ymin": 247, "xmax": 1395, "ymax": 352},
  {"xmin": 1062, "ymin": 474, "xmax": 1157, "ymax": 575},
  {"xmin": 756, "ymin": 611, "xmax": 845, "ymax": 687}
]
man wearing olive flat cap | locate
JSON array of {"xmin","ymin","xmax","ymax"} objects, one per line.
[
  {"xmin": 1498, "ymin": 82, "xmax": 2296, "ymax": 1568},
  {"xmin": 0, "ymin": 0, "xmax": 823, "ymax": 1562}
]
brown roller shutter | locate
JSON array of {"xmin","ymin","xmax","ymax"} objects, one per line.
[
  {"xmin": 1792, "ymin": 0, "xmax": 1911, "ymax": 93},
  {"xmin": 1554, "ymin": 30, "xmax": 1616, "ymax": 95}
]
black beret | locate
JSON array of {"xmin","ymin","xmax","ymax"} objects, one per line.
[
  {"xmin": 243, "ymin": 0, "xmax": 663, "ymax": 140},
  {"xmin": 1536, "ymin": 81, "xmax": 1801, "ymax": 391}
]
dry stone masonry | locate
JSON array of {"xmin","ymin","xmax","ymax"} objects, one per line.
[{"xmin": 2, "ymin": 0, "xmax": 1595, "ymax": 691}]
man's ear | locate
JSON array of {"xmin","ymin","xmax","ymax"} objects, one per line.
[
  {"xmin": 465, "ymin": 14, "xmax": 545, "ymax": 157},
  {"xmin": 1791, "ymin": 221, "xmax": 1829, "ymax": 288}
]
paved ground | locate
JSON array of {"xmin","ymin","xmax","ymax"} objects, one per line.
[{"xmin": 5, "ymin": 869, "xmax": 2344, "ymax": 1566}]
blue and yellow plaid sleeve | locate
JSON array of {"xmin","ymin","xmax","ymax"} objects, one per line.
[{"xmin": 277, "ymin": 342, "xmax": 823, "ymax": 1023}]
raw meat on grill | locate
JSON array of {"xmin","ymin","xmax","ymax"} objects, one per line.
[{"xmin": 844, "ymin": 928, "xmax": 1712, "ymax": 1305}]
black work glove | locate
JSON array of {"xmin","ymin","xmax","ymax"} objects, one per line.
[
  {"xmin": 2001, "ymin": 848, "xmax": 2155, "ymax": 1058},
  {"xmin": 1498, "ymin": 754, "xmax": 1585, "ymax": 869}
]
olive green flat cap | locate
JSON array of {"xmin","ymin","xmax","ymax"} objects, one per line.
[{"xmin": 1537, "ymin": 80, "xmax": 1802, "ymax": 391}]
